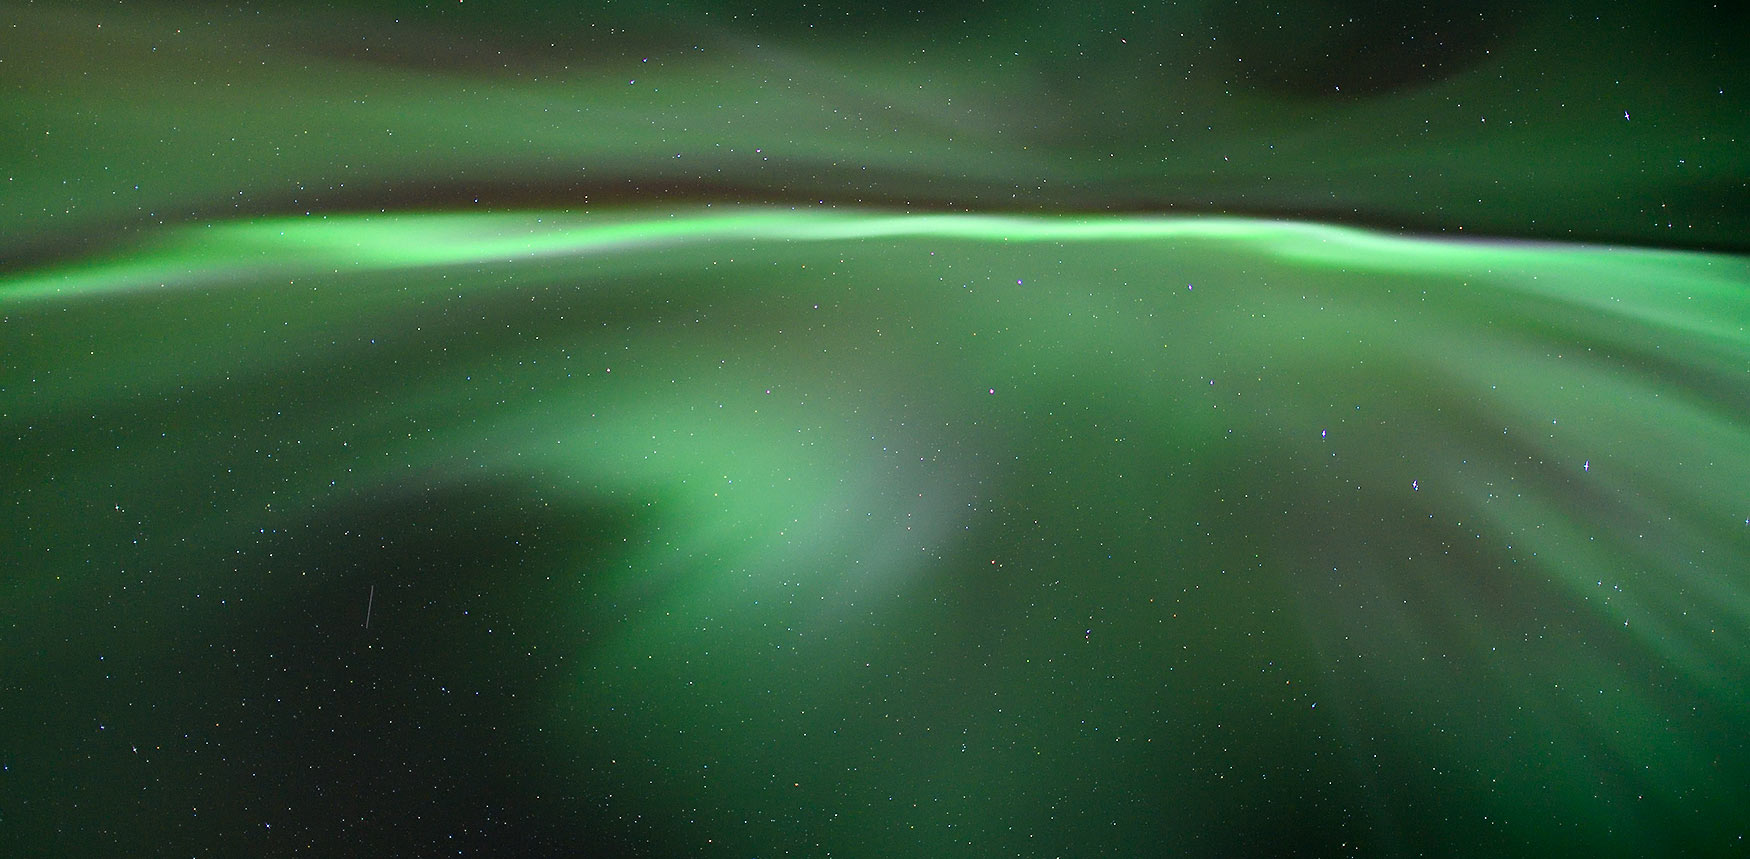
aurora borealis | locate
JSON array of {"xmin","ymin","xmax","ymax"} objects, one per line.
[{"xmin": 4, "ymin": 3, "xmax": 1748, "ymax": 857}]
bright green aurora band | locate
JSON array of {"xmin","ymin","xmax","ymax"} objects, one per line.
[{"xmin": 3, "ymin": 3, "xmax": 1748, "ymax": 858}]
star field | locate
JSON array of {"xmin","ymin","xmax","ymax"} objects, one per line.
[{"xmin": 3, "ymin": 3, "xmax": 1747, "ymax": 857}]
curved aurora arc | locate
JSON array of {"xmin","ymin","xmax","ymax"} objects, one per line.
[{"xmin": 4, "ymin": 208, "xmax": 1748, "ymax": 855}]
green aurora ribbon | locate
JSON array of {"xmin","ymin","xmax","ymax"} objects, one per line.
[
  {"xmin": 4, "ymin": 2, "xmax": 1748, "ymax": 856},
  {"xmin": 6, "ymin": 208, "xmax": 1748, "ymax": 855}
]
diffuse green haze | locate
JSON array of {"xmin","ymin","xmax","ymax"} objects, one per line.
[
  {"xmin": 3, "ymin": 210, "xmax": 1747, "ymax": 855},
  {"xmin": 5, "ymin": 1, "xmax": 1746, "ymax": 257},
  {"xmin": 5, "ymin": 0, "xmax": 1748, "ymax": 855}
]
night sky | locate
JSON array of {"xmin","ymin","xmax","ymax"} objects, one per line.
[{"xmin": 3, "ymin": 2, "xmax": 1748, "ymax": 857}]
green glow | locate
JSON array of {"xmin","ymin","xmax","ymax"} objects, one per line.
[
  {"xmin": 7, "ymin": 4, "xmax": 1745, "ymax": 253},
  {"xmin": 5, "ymin": 1, "xmax": 1748, "ymax": 854},
  {"xmin": 5, "ymin": 207, "xmax": 1748, "ymax": 855}
]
